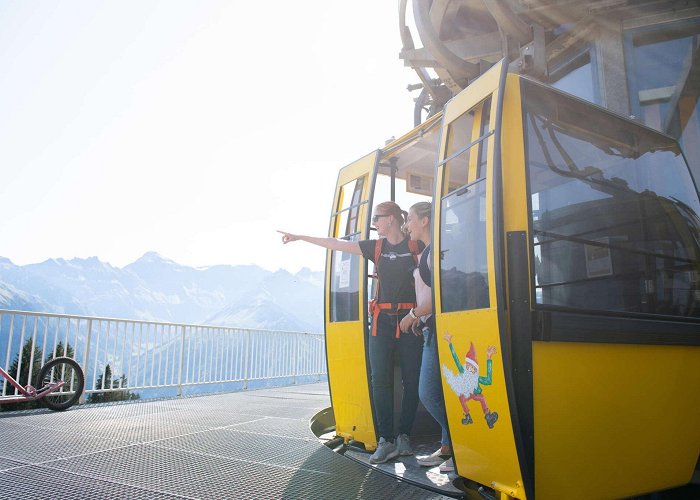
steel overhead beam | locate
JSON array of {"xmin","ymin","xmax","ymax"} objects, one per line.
[{"xmin": 399, "ymin": 31, "xmax": 503, "ymax": 68}]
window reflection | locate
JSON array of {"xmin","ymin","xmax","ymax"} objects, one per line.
[
  {"xmin": 524, "ymin": 80, "xmax": 700, "ymax": 318},
  {"xmin": 442, "ymin": 97, "xmax": 493, "ymax": 193},
  {"xmin": 626, "ymin": 26, "xmax": 700, "ymax": 181},
  {"xmin": 549, "ymin": 50, "xmax": 598, "ymax": 104},
  {"xmin": 439, "ymin": 180, "xmax": 490, "ymax": 312},
  {"xmin": 444, "ymin": 109, "xmax": 475, "ymax": 191}
]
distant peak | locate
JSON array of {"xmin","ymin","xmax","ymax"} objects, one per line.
[
  {"xmin": 66, "ymin": 256, "xmax": 115, "ymax": 270},
  {"xmin": 129, "ymin": 251, "xmax": 179, "ymax": 267},
  {"xmin": 139, "ymin": 251, "xmax": 168, "ymax": 262},
  {"xmin": 296, "ymin": 267, "xmax": 319, "ymax": 276},
  {"xmin": 142, "ymin": 251, "xmax": 163, "ymax": 259},
  {"xmin": 272, "ymin": 268, "xmax": 293, "ymax": 277},
  {"xmin": 69, "ymin": 256, "xmax": 101, "ymax": 263}
]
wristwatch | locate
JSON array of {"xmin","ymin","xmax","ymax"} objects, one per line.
[{"xmin": 409, "ymin": 308, "xmax": 417, "ymax": 319}]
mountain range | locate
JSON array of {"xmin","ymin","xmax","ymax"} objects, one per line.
[{"xmin": 0, "ymin": 252, "xmax": 324, "ymax": 332}]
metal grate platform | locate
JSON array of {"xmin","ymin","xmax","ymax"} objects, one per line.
[
  {"xmin": 0, "ymin": 383, "xmax": 451, "ymax": 499},
  {"xmin": 344, "ymin": 440, "xmax": 463, "ymax": 497}
]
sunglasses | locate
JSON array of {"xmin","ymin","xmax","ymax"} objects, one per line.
[{"xmin": 371, "ymin": 214, "xmax": 391, "ymax": 224}]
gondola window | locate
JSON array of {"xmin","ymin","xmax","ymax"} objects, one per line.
[
  {"xmin": 523, "ymin": 80, "xmax": 700, "ymax": 318},
  {"xmin": 439, "ymin": 98, "xmax": 493, "ymax": 312},
  {"xmin": 330, "ymin": 176, "xmax": 364, "ymax": 322}
]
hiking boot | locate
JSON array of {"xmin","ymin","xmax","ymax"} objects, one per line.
[
  {"xmin": 417, "ymin": 448, "xmax": 447, "ymax": 467},
  {"xmin": 462, "ymin": 413, "xmax": 473, "ymax": 425},
  {"xmin": 485, "ymin": 411, "xmax": 499, "ymax": 429},
  {"xmin": 396, "ymin": 433, "xmax": 413, "ymax": 456},
  {"xmin": 369, "ymin": 437, "xmax": 399, "ymax": 464},
  {"xmin": 439, "ymin": 457, "xmax": 455, "ymax": 473}
]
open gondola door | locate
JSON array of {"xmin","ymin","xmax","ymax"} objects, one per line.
[
  {"xmin": 433, "ymin": 60, "xmax": 529, "ymax": 499},
  {"xmin": 325, "ymin": 151, "xmax": 378, "ymax": 448}
]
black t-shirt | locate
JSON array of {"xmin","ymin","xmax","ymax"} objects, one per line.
[{"xmin": 359, "ymin": 238, "xmax": 424, "ymax": 305}]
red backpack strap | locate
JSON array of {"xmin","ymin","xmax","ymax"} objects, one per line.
[
  {"xmin": 374, "ymin": 238, "xmax": 384, "ymax": 267},
  {"xmin": 408, "ymin": 239, "xmax": 420, "ymax": 265},
  {"xmin": 369, "ymin": 239, "xmax": 384, "ymax": 328}
]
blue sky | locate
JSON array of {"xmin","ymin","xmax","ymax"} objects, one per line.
[{"xmin": 0, "ymin": 1, "xmax": 420, "ymax": 272}]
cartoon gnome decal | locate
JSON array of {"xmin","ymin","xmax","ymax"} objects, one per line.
[{"xmin": 442, "ymin": 333, "xmax": 499, "ymax": 429}]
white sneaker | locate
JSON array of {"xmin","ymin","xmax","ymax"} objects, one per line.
[
  {"xmin": 417, "ymin": 448, "xmax": 446, "ymax": 467},
  {"xmin": 439, "ymin": 457, "xmax": 455, "ymax": 473},
  {"xmin": 395, "ymin": 433, "xmax": 413, "ymax": 456},
  {"xmin": 369, "ymin": 437, "xmax": 399, "ymax": 464}
]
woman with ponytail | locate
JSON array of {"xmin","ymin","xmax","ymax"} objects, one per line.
[
  {"xmin": 279, "ymin": 200, "xmax": 424, "ymax": 464},
  {"xmin": 399, "ymin": 201, "xmax": 453, "ymax": 472}
]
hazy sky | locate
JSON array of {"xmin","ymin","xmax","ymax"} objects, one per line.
[{"xmin": 0, "ymin": 1, "xmax": 420, "ymax": 272}]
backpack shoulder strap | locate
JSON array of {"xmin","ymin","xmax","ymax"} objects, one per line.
[
  {"xmin": 374, "ymin": 238, "xmax": 384, "ymax": 266},
  {"xmin": 419, "ymin": 245, "xmax": 432, "ymax": 287},
  {"xmin": 371, "ymin": 239, "xmax": 385, "ymax": 302}
]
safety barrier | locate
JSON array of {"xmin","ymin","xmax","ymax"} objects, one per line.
[{"xmin": 0, "ymin": 309, "xmax": 326, "ymax": 402}]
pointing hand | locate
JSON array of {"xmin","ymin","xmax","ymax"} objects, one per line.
[{"xmin": 277, "ymin": 230, "xmax": 299, "ymax": 244}]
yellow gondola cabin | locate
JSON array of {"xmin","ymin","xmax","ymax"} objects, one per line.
[{"xmin": 320, "ymin": 60, "xmax": 700, "ymax": 500}]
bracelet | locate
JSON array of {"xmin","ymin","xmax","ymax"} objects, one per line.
[{"xmin": 409, "ymin": 308, "xmax": 417, "ymax": 319}]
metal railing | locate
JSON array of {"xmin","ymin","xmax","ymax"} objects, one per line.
[{"xmin": 0, "ymin": 309, "xmax": 327, "ymax": 403}]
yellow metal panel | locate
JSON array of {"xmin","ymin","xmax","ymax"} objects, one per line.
[
  {"xmin": 325, "ymin": 151, "xmax": 377, "ymax": 449},
  {"xmin": 533, "ymin": 342, "xmax": 700, "ymax": 500},
  {"xmin": 434, "ymin": 60, "xmax": 526, "ymax": 499},
  {"xmin": 444, "ymin": 60, "xmax": 503, "ymax": 124},
  {"xmin": 436, "ymin": 310, "xmax": 525, "ymax": 499},
  {"xmin": 483, "ymin": 131, "xmax": 498, "ymax": 310},
  {"xmin": 325, "ymin": 320, "xmax": 375, "ymax": 445},
  {"xmin": 500, "ymin": 74, "xmax": 529, "ymax": 234},
  {"xmin": 335, "ymin": 151, "xmax": 378, "ymax": 187}
]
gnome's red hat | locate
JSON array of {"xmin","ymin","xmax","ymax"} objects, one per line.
[{"xmin": 464, "ymin": 342, "xmax": 478, "ymax": 370}]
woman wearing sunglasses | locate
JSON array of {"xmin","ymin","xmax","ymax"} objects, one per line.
[{"xmin": 279, "ymin": 201, "xmax": 424, "ymax": 464}]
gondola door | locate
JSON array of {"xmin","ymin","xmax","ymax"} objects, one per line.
[
  {"xmin": 325, "ymin": 151, "xmax": 378, "ymax": 448},
  {"xmin": 433, "ymin": 61, "xmax": 528, "ymax": 499}
]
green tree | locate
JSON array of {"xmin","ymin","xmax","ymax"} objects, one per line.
[
  {"xmin": 86, "ymin": 364, "xmax": 140, "ymax": 404},
  {"xmin": 47, "ymin": 341, "xmax": 74, "ymax": 360}
]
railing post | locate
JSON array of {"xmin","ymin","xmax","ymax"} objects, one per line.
[
  {"xmin": 243, "ymin": 330, "xmax": 250, "ymax": 390},
  {"xmin": 177, "ymin": 325, "xmax": 185, "ymax": 397},
  {"xmin": 27, "ymin": 316, "xmax": 38, "ymax": 390},
  {"xmin": 317, "ymin": 335, "xmax": 328, "ymax": 382},
  {"xmin": 292, "ymin": 334, "xmax": 298, "ymax": 385},
  {"xmin": 79, "ymin": 319, "xmax": 92, "ymax": 404}
]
